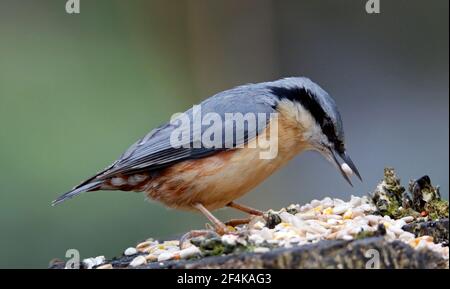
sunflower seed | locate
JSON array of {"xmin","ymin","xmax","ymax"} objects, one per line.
[
  {"xmin": 124, "ymin": 247, "xmax": 138, "ymax": 256},
  {"xmin": 129, "ymin": 255, "xmax": 147, "ymax": 267}
]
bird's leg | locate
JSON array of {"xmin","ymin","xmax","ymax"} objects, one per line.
[
  {"xmin": 179, "ymin": 230, "xmax": 219, "ymax": 250},
  {"xmin": 224, "ymin": 217, "xmax": 253, "ymax": 227},
  {"xmin": 193, "ymin": 203, "xmax": 228, "ymax": 235},
  {"xmin": 179, "ymin": 203, "xmax": 231, "ymax": 249},
  {"xmin": 226, "ymin": 201, "xmax": 264, "ymax": 216},
  {"xmin": 224, "ymin": 202, "xmax": 265, "ymax": 227}
]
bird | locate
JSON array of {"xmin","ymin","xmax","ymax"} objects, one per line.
[{"xmin": 53, "ymin": 77, "xmax": 361, "ymax": 237}]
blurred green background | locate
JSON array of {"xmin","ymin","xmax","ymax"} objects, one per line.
[{"xmin": 0, "ymin": 0, "xmax": 448, "ymax": 268}]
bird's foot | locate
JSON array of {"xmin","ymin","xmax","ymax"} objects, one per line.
[
  {"xmin": 224, "ymin": 211, "xmax": 270, "ymax": 227},
  {"xmin": 224, "ymin": 217, "xmax": 254, "ymax": 227},
  {"xmin": 179, "ymin": 229, "xmax": 218, "ymax": 250},
  {"xmin": 226, "ymin": 202, "xmax": 264, "ymax": 216},
  {"xmin": 180, "ymin": 224, "xmax": 237, "ymax": 250}
]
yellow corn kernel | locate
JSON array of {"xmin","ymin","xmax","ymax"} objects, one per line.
[
  {"xmin": 323, "ymin": 207, "xmax": 333, "ymax": 215},
  {"xmin": 343, "ymin": 210, "xmax": 353, "ymax": 220},
  {"xmin": 226, "ymin": 226, "xmax": 237, "ymax": 232},
  {"xmin": 313, "ymin": 205, "xmax": 323, "ymax": 213},
  {"xmin": 409, "ymin": 238, "xmax": 420, "ymax": 248},
  {"xmin": 279, "ymin": 222, "xmax": 291, "ymax": 228}
]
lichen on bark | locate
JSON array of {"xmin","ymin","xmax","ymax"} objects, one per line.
[{"xmin": 371, "ymin": 168, "xmax": 448, "ymax": 220}]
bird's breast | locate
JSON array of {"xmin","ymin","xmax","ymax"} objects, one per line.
[{"xmin": 145, "ymin": 115, "xmax": 308, "ymax": 211}]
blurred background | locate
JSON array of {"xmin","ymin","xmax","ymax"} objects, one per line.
[{"xmin": 0, "ymin": 0, "xmax": 448, "ymax": 268}]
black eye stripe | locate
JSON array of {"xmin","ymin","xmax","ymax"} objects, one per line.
[{"xmin": 269, "ymin": 86, "xmax": 342, "ymax": 150}]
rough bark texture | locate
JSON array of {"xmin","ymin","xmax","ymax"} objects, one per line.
[
  {"xmin": 135, "ymin": 237, "xmax": 447, "ymax": 269},
  {"xmin": 402, "ymin": 218, "xmax": 449, "ymax": 246},
  {"xmin": 50, "ymin": 169, "xmax": 449, "ymax": 269},
  {"xmin": 49, "ymin": 219, "xmax": 449, "ymax": 269}
]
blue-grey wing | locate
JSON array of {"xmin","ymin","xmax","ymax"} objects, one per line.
[{"xmin": 97, "ymin": 84, "xmax": 277, "ymax": 179}]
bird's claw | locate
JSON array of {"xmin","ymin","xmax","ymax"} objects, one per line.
[
  {"xmin": 179, "ymin": 229, "xmax": 218, "ymax": 250},
  {"xmin": 224, "ymin": 217, "xmax": 254, "ymax": 227},
  {"xmin": 180, "ymin": 223, "xmax": 238, "ymax": 250}
]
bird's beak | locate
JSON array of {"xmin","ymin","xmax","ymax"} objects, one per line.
[{"xmin": 328, "ymin": 147, "xmax": 362, "ymax": 186}]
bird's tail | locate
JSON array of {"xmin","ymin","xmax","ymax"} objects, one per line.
[{"xmin": 52, "ymin": 181, "xmax": 103, "ymax": 206}]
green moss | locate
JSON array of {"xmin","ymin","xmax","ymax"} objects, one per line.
[
  {"xmin": 371, "ymin": 168, "xmax": 406, "ymax": 218},
  {"xmin": 381, "ymin": 198, "xmax": 400, "ymax": 217},
  {"xmin": 383, "ymin": 168, "xmax": 406, "ymax": 197},
  {"xmin": 355, "ymin": 224, "xmax": 386, "ymax": 240},
  {"xmin": 408, "ymin": 175, "xmax": 448, "ymax": 219},
  {"xmin": 355, "ymin": 230, "xmax": 376, "ymax": 240},
  {"xmin": 383, "ymin": 203, "xmax": 419, "ymax": 219},
  {"xmin": 426, "ymin": 199, "xmax": 449, "ymax": 220},
  {"xmin": 190, "ymin": 235, "xmax": 253, "ymax": 257},
  {"xmin": 190, "ymin": 237, "xmax": 223, "ymax": 256}
]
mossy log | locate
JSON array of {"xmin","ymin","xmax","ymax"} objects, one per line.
[
  {"xmin": 50, "ymin": 235, "xmax": 448, "ymax": 269},
  {"xmin": 50, "ymin": 168, "xmax": 448, "ymax": 269},
  {"xmin": 402, "ymin": 218, "xmax": 449, "ymax": 245},
  {"xmin": 141, "ymin": 238, "xmax": 447, "ymax": 269}
]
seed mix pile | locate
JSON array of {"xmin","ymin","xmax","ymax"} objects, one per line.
[{"xmin": 78, "ymin": 194, "xmax": 448, "ymax": 269}]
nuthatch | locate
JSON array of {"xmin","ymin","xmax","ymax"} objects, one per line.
[{"xmin": 53, "ymin": 77, "xmax": 361, "ymax": 235}]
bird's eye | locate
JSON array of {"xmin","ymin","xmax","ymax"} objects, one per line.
[{"xmin": 335, "ymin": 141, "xmax": 345, "ymax": 153}]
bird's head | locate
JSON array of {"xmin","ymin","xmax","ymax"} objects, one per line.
[{"xmin": 268, "ymin": 77, "xmax": 362, "ymax": 185}]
